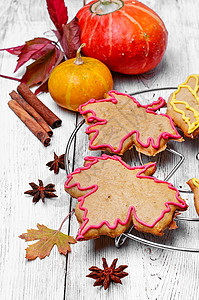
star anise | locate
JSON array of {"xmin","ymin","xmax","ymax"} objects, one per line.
[
  {"xmin": 24, "ymin": 179, "xmax": 58, "ymax": 203},
  {"xmin": 46, "ymin": 152, "xmax": 65, "ymax": 174},
  {"xmin": 86, "ymin": 257, "xmax": 128, "ymax": 290}
]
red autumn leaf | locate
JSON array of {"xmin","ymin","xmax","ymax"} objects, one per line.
[
  {"xmin": 46, "ymin": 0, "xmax": 68, "ymax": 36},
  {"xmin": 35, "ymin": 81, "xmax": 49, "ymax": 95},
  {"xmin": 14, "ymin": 38, "xmax": 56, "ymax": 72},
  {"xmin": 52, "ymin": 29, "xmax": 61, "ymax": 41},
  {"xmin": 21, "ymin": 48, "xmax": 57, "ymax": 87},
  {"xmin": 0, "ymin": 40, "xmax": 64, "ymax": 90},
  {"xmin": 60, "ymin": 17, "xmax": 81, "ymax": 59},
  {"xmin": 0, "ymin": 45, "xmax": 25, "ymax": 55},
  {"xmin": 31, "ymin": 42, "xmax": 56, "ymax": 60},
  {"xmin": 34, "ymin": 49, "xmax": 64, "ymax": 95},
  {"xmin": 19, "ymin": 224, "xmax": 76, "ymax": 260},
  {"xmin": 0, "ymin": 1, "xmax": 81, "ymax": 88}
]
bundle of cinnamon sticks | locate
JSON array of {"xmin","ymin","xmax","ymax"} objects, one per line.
[{"xmin": 8, "ymin": 83, "xmax": 62, "ymax": 146}]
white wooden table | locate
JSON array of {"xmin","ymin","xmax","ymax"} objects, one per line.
[{"xmin": 1, "ymin": 1, "xmax": 199, "ymax": 299}]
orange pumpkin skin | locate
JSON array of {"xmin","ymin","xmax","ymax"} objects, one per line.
[
  {"xmin": 76, "ymin": 0, "xmax": 168, "ymax": 75},
  {"xmin": 48, "ymin": 57, "xmax": 113, "ymax": 112}
]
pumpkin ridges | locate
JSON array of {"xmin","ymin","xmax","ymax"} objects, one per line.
[
  {"xmin": 118, "ymin": 9, "xmax": 143, "ymax": 32},
  {"xmin": 93, "ymin": 68, "xmax": 112, "ymax": 92},
  {"xmin": 78, "ymin": 8, "xmax": 92, "ymax": 40},
  {"xmin": 83, "ymin": 74, "xmax": 106, "ymax": 105},
  {"xmin": 125, "ymin": 2, "xmax": 167, "ymax": 31},
  {"xmin": 117, "ymin": 9, "xmax": 150, "ymax": 60},
  {"xmin": 80, "ymin": 13, "xmax": 101, "ymax": 50},
  {"xmin": 81, "ymin": 59, "xmax": 113, "ymax": 92},
  {"xmin": 77, "ymin": 7, "xmax": 88, "ymax": 23},
  {"xmin": 108, "ymin": 14, "xmax": 113, "ymax": 58},
  {"xmin": 65, "ymin": 67, "xmax": 77, "ymax": 110},
  {"xmin": 88, "ymin": 17, "xmax": 100, "ymax": 50}
]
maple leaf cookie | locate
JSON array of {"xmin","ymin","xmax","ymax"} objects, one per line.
[
  {"xmin": 65, "ymin": 154, "xmax": 187, "ymax": 241},
  {"xmin": 167, "ymin": 74, "xmax": 199, "ymax": 138},
  {"xmin": 79, "ymin": 90, "xmax": 182, "ymax": 156},
  {"xmin": 187, "ymin": 178, "xmax": 199, "ymax": 215}
]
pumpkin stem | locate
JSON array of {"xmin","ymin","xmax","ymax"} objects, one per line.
[
  {"xmin": 74, "ymin": 44, "xmax": 85, "ymax": 66},
  {"xmin": 90, "ymin": 0, "xmax": 123, "ymax": 15},
  {"xmin": 100, "ymin": 0, "xmax": 113, "ymax": 3}
]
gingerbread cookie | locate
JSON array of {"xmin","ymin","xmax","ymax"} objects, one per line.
[
  {"xmin": 167, "ymin": 74, "xmax": 199, "ymax": 138},
  {"xmin": 65, "ymin": 154, "xmax": 187, "ymax": 241},
  {"xmin": 79, "ymin": 90, "xmax": 182, "ymax": 156},
  {"xmin": 187, "ymin": 178, "xmax": 199, "ymax": 215}
]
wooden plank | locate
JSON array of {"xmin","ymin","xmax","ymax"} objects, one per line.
[
  {"xmin": 0, "ymin": 0, "xmax": 77, "ymax": 299},
  {"xmin": 65, "ymin": 1, "xmax": 199, "ymax": 300},
  {"xmin": 1, "ymin": 0, "xmax": 199, "ymax": 299}
]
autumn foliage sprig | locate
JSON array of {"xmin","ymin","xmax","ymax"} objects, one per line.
[
  {"xmin": 0, "ymin": 0, "xmax": 81, "ymax": 94},
  {"xmin": 19, "ymin": 210, "xmax": 76, "ymax": 260}
]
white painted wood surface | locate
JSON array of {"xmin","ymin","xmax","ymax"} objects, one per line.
[{"xmin": 0, "ymin": 0, "xmax": 199, "ymax": 299}]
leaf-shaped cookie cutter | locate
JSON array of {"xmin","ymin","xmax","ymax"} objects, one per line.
[{"xmin": 65, "ymin": 87, "xmax": 199, "ymax": 252}]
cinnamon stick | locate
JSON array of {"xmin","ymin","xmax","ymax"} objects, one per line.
[
  {"xmin": 8, "ymin": 100, "xmax": 51, "ymax": 146},
  {"xmin": 9, "ymin": 91, "xmax": 53, "ymax": 137},
  {"xmin": 17, "ymin": 83, "xmax": 62, "ymax": 129}
]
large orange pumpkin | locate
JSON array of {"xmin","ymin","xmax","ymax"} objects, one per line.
[{"xmin": 76, "ymin": 0, "xmax": 168, "ymax": 75}]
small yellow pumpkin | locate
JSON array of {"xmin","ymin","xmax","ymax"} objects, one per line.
[{"xmin": 48, "ymin": 44, "xmax": 113, "ymax": 111}]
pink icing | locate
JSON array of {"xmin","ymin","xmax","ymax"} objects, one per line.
[
  {"xmin": 79, "ymin": 90, "xmax": 181, "ymax": 153},
  {"xmin": 64, "ymin": 154, "xmax": 186, "ymax": 241}
]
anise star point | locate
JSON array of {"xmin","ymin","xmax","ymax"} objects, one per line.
[
  {"xmin": 46, "ymin": 152, "xmax": 65, "ymax": 174},
  {"xmin": 86, "ymin": 257, "xmax": 128, "ymax": 290},
  {"xmin": 24, "ymin": 179, "xmax": 58, "ymax": 203}
]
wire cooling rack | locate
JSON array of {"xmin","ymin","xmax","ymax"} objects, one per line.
[{"xmin": 65, "ymin": 87, "xmax": 199, "ymax": 252}]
